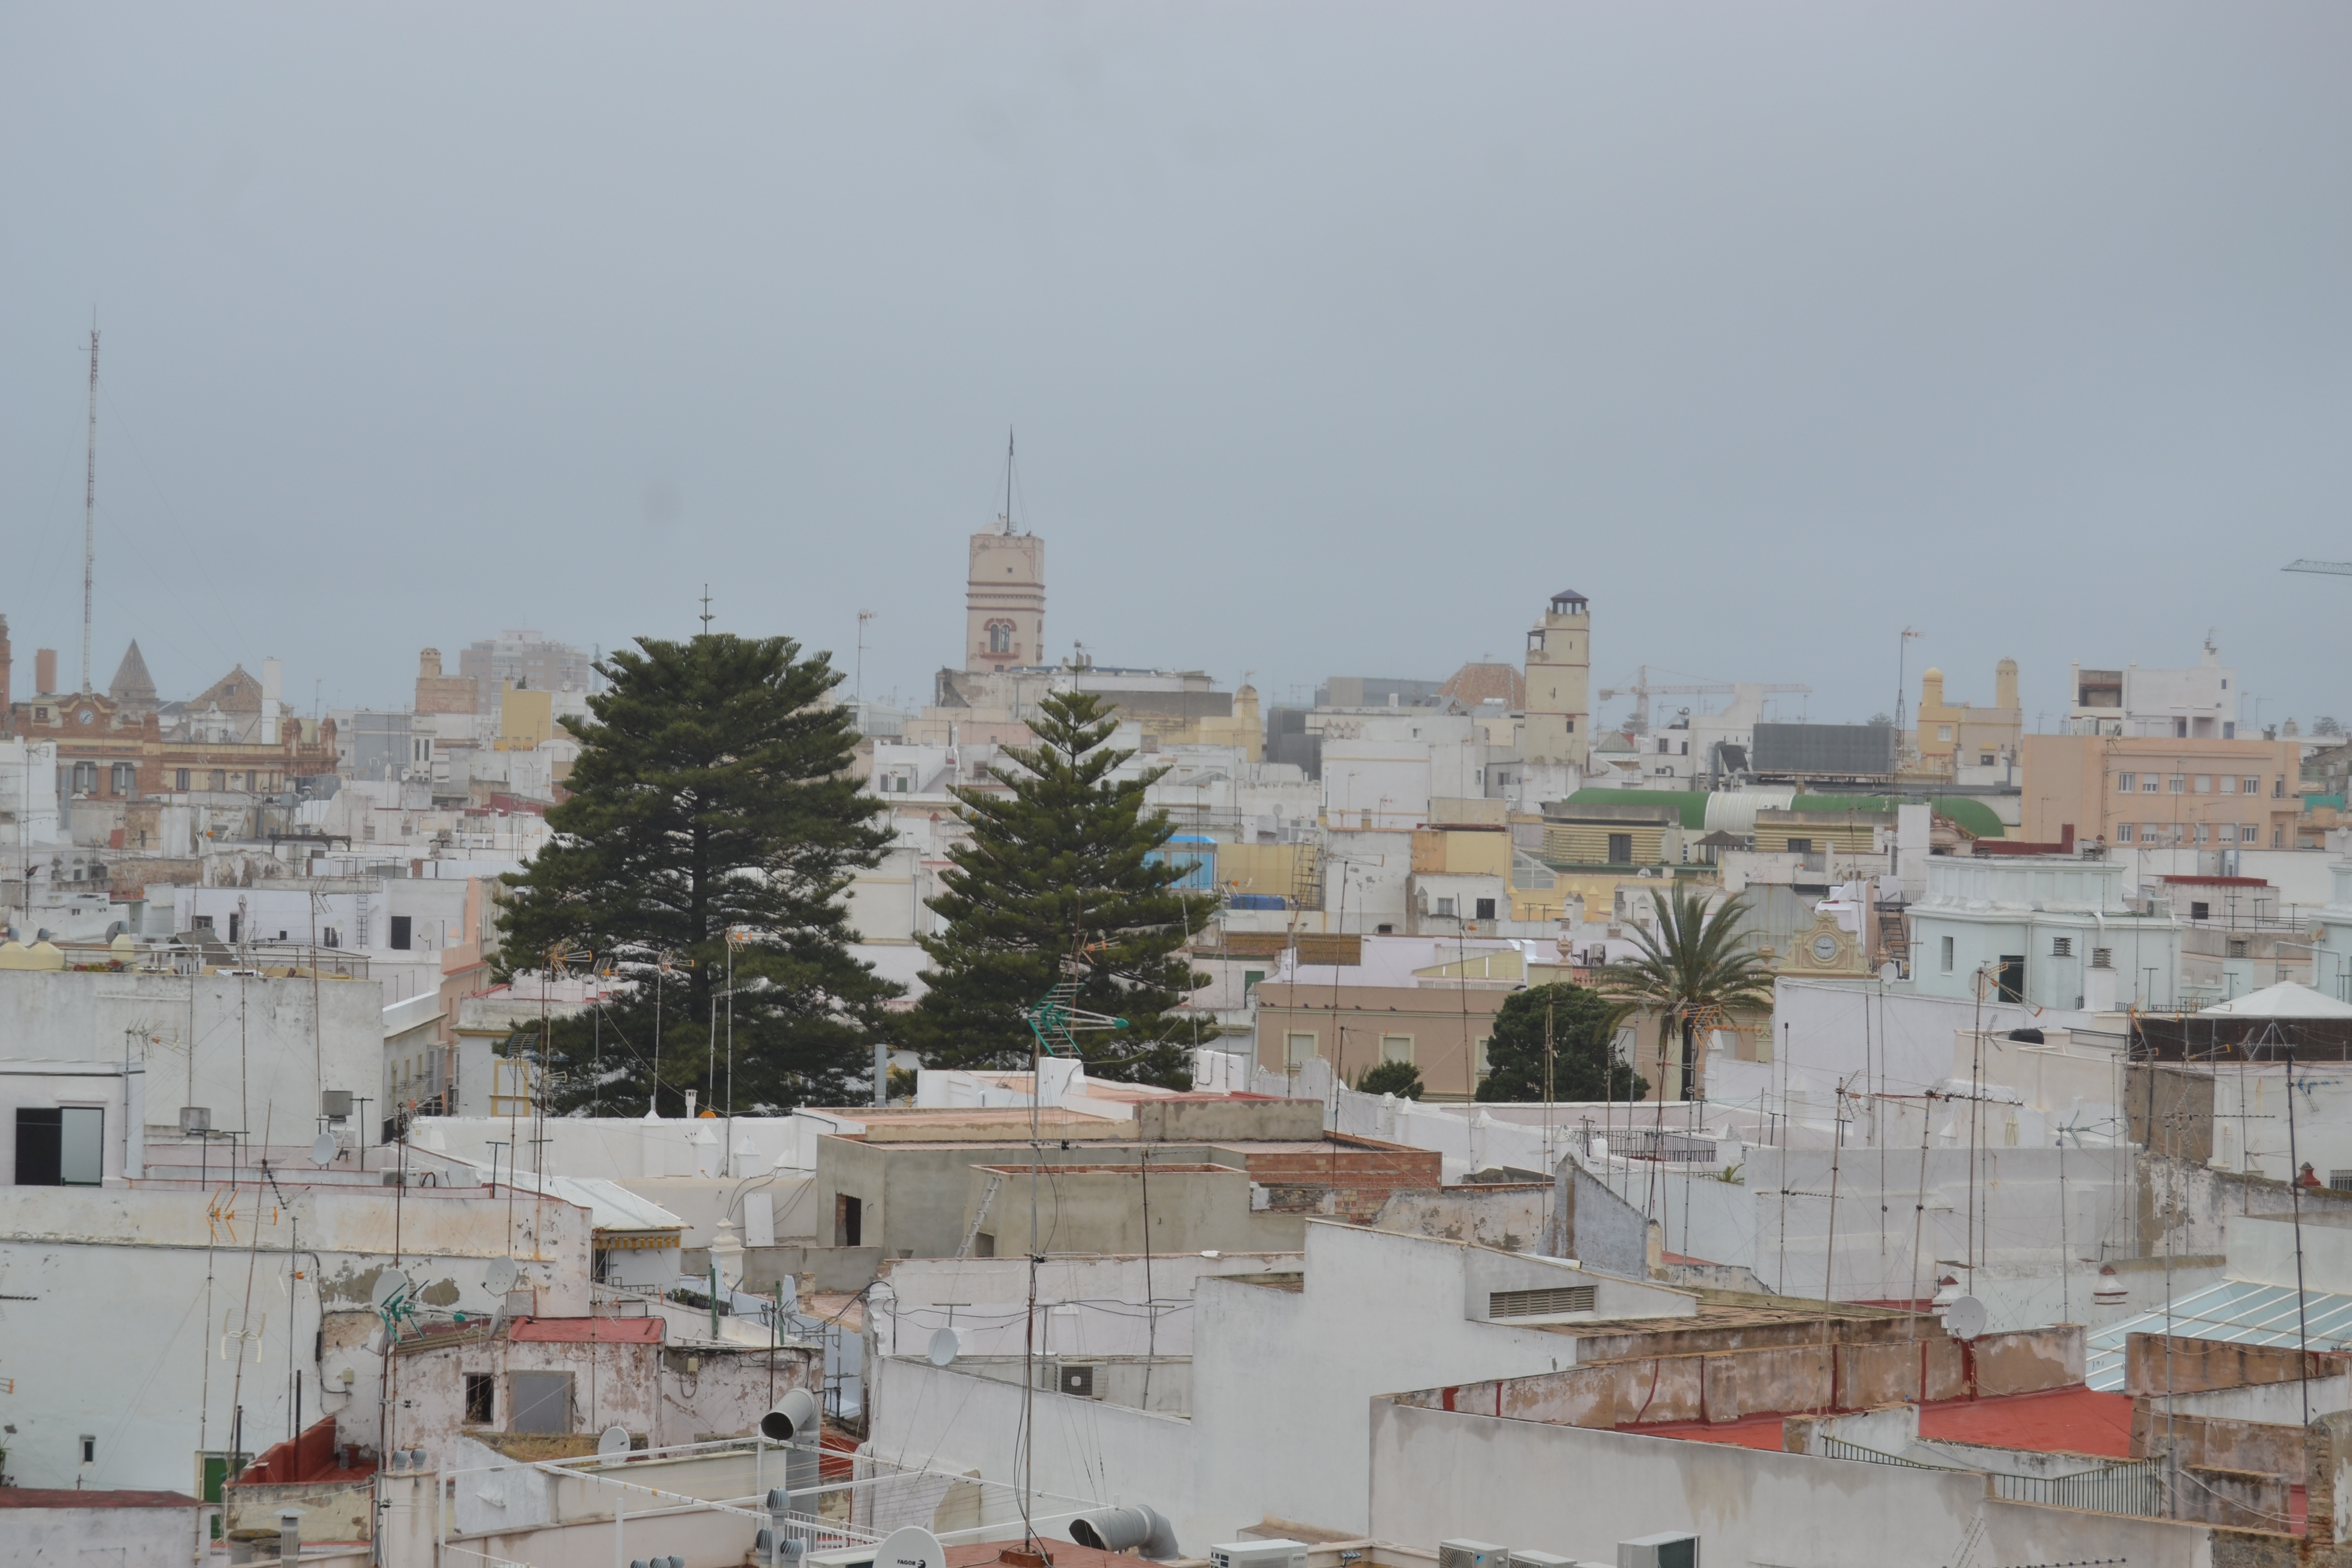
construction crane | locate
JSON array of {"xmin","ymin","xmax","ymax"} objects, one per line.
[
  {"xmin": 2284, "ymin": 560, "xmax": 2352, "ymax": 576},
  {"xmin": 1595, "ymin": 665, "xmax": 1812, "ymax": 734}
]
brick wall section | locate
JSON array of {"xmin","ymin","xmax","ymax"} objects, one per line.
[
  {"xmin": 2131, "ymin": 1404, "xmax": 2307, "ymax": 1476},
  {"xmin": 2125, "ymin": 1332, "xmax": 2348, "ymax": 1395},
  {"xmin": 1238, "ymin": 1143, "xmax": 1443, "ymax": 1221}
]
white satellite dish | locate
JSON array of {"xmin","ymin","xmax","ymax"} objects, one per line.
[
  {"xmin": 309, "ymin": 1133, "xmax": 338, "ymax": 1169},
  {"xmin": 877, "ymin": 1526, "xmax": 945, "ymax": 1568},
  {"xmin": 926, "ymin": 1327, "xmax": 963, "ymax": 1367},
  {"xmin": 370, "ymin": 1267, "xmax": 410, "ymax": 1309},
  {"xmin": 485, "ymin": 1257, "xmax": 520, "ymax": 1295},
  {"xmin": 597, "ymin": 1425, "xmax": 631, "ymax": 1459},
  {"xmin": 1944, "ymin": 1294, "xmax": 1989, "ymax": 1341}
]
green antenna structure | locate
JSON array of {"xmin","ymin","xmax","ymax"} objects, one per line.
[{"xmin": 1022, "ymin": 973, "xmax": 1126, "ymax": 1058}]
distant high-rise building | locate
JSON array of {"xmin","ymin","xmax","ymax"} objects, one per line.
[
  {"xmin": 965, "ymin": 517, "xmax": 1045, "ymax": 674},
  {"xmin": 458, "ymin": 631, "xmax": 593, "ymax": 714},
  {"xmin": 1522, "ymin": 589, "xmax": 1591, "ymax": 768}
]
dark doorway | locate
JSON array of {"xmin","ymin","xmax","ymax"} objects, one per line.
[{"xmin": 1997, "ymin": 955, "xmax": 2026, "ymax": 1003}]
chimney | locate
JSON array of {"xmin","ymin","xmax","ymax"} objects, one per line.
[
  {"xmin": 419, "ymin": 647, "xmax": 442, "ymax": 679},
  {"xmin": 35, "ymin": 647, "xmax": 57, "ymax": 696}
]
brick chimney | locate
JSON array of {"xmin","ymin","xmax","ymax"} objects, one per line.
[{"xmin": 35, "ymin": 647, "xmax": 57, "ymax": 696}]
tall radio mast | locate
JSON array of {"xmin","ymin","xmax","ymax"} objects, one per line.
[{"xmin": 81, "ymin": 322, "xmax": 99, "ymax": 694}]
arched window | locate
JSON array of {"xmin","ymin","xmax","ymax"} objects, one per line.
[{"xmin": 986, "ymin": 620, "xmax": 1015, "ymax": 655}]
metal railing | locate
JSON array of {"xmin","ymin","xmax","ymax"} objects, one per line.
[
  {"xmin": 1817, "ymin": 1437, "xmax": 2163, "ymax": 1520},
  {"xmin": 1993, "ymin": 1461, "xmax": 2163, "ymax": 1518}
]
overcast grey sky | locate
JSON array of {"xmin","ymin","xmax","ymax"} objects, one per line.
[{"xmin": 3, "ymin": 5, "xmax": 2346, "ymax": 731}]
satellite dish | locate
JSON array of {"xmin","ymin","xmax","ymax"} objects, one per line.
[
  {"xmin": 926, "ymin": 1327, "xmax": 963, "ymax": 1367},
  {"xmin": 309, "ymin": 1133, "xmax": 338, "ymax": 1169},
  {"xmin": 1944, "ymin": 1294, "xmax": 1989, "ymax": 1341},
  {"xmin": 1878, "ymin": 961, "xmax": 1900, "ymax": 983},
  {"xmin": 597, "ymin": 1425, "xmax": 631, "ymax": 1458},
  {"xmin": 370, "ymin": 1267, "xmax": 410, "ymax": 1309},
  {"xmin": 485, "ymin": 1257, "xmax": 520, "ymax": 1295},
  {"xmin": 878, "ymin": 1527, "xmax": 945, "ymax": 1568}
]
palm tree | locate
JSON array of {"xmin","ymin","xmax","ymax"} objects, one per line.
[{"xmin": 1598, "ymin": 886, "xmax": 1777, "ymax": 1101}]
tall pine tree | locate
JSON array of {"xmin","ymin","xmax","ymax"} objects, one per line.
[
  {"xmin": 499, "ymin": 632, "xmax": 900, "ymax": 1113},
  {"xmin": 912, "ymin": 690, "xmax": 1213, "ymax": 1087}
]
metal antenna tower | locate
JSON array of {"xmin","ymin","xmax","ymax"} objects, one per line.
[{"xmin": 82, "ymin": 322, "xmax": 99, "ymax": 693}]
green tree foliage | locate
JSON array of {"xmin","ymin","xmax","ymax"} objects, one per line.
[
  {"xmin": 1355, "ymin": 1059, "xmax": 1426, "ymax": 1099},
  {"xmin": 1596, "ymin": 887, "xmax": 1776, "ymax": 1100},
  {"xmin": 912, "ymin": 690, "xmax": 1213, "ymax": 1087},
  {"xmin": 498, "ymin": 632, "xmax": 900, "ymax": 1113},
  {"xmin": 1474, "ymin": 983, "xmax": 1644, "ymax": 1103}
]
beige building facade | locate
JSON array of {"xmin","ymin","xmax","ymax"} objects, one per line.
[
  {"xmin": 1253, "ymin": 978, "xmax": 1509, "ymax": 1099},
  {"xmin": 1914, "ymin": 659, "xmax": 2022, "ymax": 775},
  {"xmin": 2019, "ymin": 733, "xmax": 2302, "ymax": 848},
  {"xmin": 1522, "ymin": 588, "xmax": 1591, "ymax": 768},
  {"xmin": 965, "ymin": 522, "xmax": 1046, "ymax": 673}
]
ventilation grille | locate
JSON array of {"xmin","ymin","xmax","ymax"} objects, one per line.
[
  {"xmin": 1488, "ymin": 1285, "xmax": 1596, "ymax": 1318},
  {"xmin": 1057, "ymin": 1363, "xmax": 1097, "ymax": 1398},
  {"xmin": 2051, "ymin": 937, "xmax": 2073, "ymax": 958}
]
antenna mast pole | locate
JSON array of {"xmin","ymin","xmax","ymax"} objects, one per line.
[
  {"xmin": 82, "ymin": 322, "xmax": 99, "ymax": 693},
  {"xmin": 1003, "ymin": 429, "xmax": 1015, "ymax": 532}
]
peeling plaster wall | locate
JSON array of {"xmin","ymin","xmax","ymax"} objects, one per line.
[
  {"xmin": 1373, "ymin": 1183, "xmax": 1546, "ymax": 1252},
  {"xmin": 387, "ymin": 1335, "xmax": 819, "ymax": 1463}
]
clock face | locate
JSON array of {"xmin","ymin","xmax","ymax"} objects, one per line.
[
  {"xmin": 1811, "ymin": 934, "xmax": 1841, "ymax": 962},
  {"xmin": 76, "ymin": 708, "xmax": 94, "ymax": 725}
]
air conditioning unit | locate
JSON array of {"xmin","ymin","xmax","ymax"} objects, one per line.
[
  {"xmin": 1440, "ymin": 1540, "xmax": 1509, "ymax": 1568},
  {"xmin": 1057, "ymin": 1363, "xmax": 1098, "ymax": 1399},
  {"xmin": 1508, "ymin": 1552, "xmax": 1577, "ymax": 1568},
  {"xmin": 1616, "ymin": 1534, "xmax": 1698, "ymax": 1568},
  {"xmin": 1209, "ymin": 1541, "xmax": 1308, "ymax": 1568}
]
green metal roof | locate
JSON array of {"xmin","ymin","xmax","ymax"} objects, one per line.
[
  {"xmin": 1562, "ymin": 788, "xmax": 2007, "ymax": 840},
  {"xmin": 1562, "ymin": 788, "xmax": 1712, "ymax": 830},
  {"xmin": 1787, "ymin": 793, "xmax": 2006, "ymax": 840}
]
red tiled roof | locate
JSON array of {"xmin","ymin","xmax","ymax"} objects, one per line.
[
  {"xmin": 1633, "ymin": 1385, "xmax": 2137, "ymax": 1461},
  {"xmin": 1631, "ymin": 1413, "xmax": 1788, "ymax": 1451},
  {"xmin": 0, "ymin": 1489, "xmax": 200, "ymax": 1509},
  {"xmin": 1917, "ymin": 1386, "xmax": 2134, "ymax": 1459},
  {"xmin": 508, "ymin": 1316, "xmax": 664, "ymax": 1343}
]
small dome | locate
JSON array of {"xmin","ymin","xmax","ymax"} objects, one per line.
[{"xmin": 1923, "ymin": 667, "xmax": 1944, "ymax": 681}]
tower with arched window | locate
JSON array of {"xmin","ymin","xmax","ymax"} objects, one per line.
[{"xmin": 965, "ymin": 514, "xmax": 1046, "ymax": 674}]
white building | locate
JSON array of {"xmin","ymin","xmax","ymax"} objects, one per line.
[
  {"xmin": 2068, "ymin": 642, "xmax": 2239, "ymax": 738},
  {"xmin": 1907, "ymin": 853, "xmax": 2182, "ymax": 1010}
]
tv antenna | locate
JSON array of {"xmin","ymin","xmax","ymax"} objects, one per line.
[
  {"xmin": 699, "ymin": 585, "xmax": 715, "ymax": 633},
  {"xmin": 81, "ymin": 319, "xmax": 99, "ymax": 694}
]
